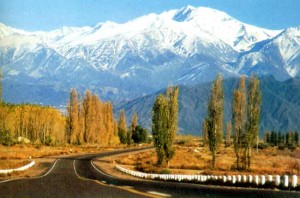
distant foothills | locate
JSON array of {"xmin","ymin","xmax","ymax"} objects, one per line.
[{"xmin": 116, "ymin": 76, "xmax": 300, "ymax": 136}]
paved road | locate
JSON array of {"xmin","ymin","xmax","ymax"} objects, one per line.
[{"xmin": 1, "ymin": 147, "xmax": 299, "ymax": 198}]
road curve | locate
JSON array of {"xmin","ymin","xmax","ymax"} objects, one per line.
[{"xmin": 0, "ymin": 147, "xmax": 299, "ymax": 198}]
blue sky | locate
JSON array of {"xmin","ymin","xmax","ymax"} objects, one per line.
[{"xmin": 0, "ymin": 0, "xmax": 299, "ymax": 31}]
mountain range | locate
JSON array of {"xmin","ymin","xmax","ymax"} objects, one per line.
[
  {"xmin": 2, "ymin": 5, "xmax": 300, "ymax": 105},
  {"xmin": 1, "ymin": 5, "xmax": 300, "ymax": 134}
]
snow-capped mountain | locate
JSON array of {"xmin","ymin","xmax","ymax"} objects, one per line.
[
  {"xmin": 233, "ymin": 27, "xmax": 300, "ymax": 80},
  {"xmin": 0, "ymin": 5, "xmax": 299, "ymax": 105}
]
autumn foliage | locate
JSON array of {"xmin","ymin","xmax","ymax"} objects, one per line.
[
  {"xmin": 0, "ymin": 88, "xmax": 120, "ymax": 146},
  {"xmin": 0, "ymin": 103, "xmax": 65, "ymax": 145},
  {"xmin": 66, "ymin": 89, "xmax": 120, "ymax": 146}
]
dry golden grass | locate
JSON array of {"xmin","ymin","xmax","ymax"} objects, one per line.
[
  {"xmin": 0, "ymin": 160, "xmax": 31, "ymax": 169},
  {"xmin": 115, "ymin": 141, "xmax": 300, "ymax": 178}
]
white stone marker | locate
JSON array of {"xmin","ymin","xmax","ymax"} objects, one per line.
[
  {"xmin": 243, "ymin": 175, "xmax": 247, "ymax": 183},
  {"xmin": 268, "ymin": 175, "xmax": 273, "ymax": 183},
  {"xmin": 275, "ymin": 175, "xmax": 281, "ymax": 186},
  {"xmin": 292, "ymin": 175, "xmax": 298, "ymax": 188},
  {"xmin": 237, "ymin": 175, "xmax": 242, "ymax": 183},
  {"xmin": 223, "ymin": 176, "xmax": 227, "ymax": 183},
  {"xmin": 232, "ymin": 176, "xmax": 236, "ymax": 184},
  {"xmin": 248, "ymin": 175, "xmax": 253, "ymax": 183},
  {"xmin": 261, "ymin": 175, "xmax": 266, "ymax": 185},
  {"xmin": 283, "ymin": 175, "xmax": 289, "ymax": 187},
  {"xmin": 255, "ymin": 175, "xmax": 259, "ymax": 185}
]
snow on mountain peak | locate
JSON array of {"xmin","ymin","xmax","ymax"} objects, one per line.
[
  {"xmin": 0, "ymin": 23, "xmax": 15, "ymax": 40},
  {"xmin": 172, "ymin": 5, "xmax": 196, "ymax": 22}
]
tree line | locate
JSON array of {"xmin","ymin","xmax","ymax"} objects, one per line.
[
  {"xmin": 117, "ymin": 110, "xmax": 148, "ymax": 145},
  {"xmin": 264, "ymin": 130, "xmax": 299, "ymax": 147},
  {"xmin": 203, "ymin": 75, "xmax": 261, "ymax": 170},
  {"xmin": 65, "ymin": 89, "xmax": 119, "ymax": 146},
  {"xmin": 150, "ymin": 76, "xmax": 262, "ymax": 171},
  {"xmin": 0, "ymin": 103, "xmax": 65, "ymax": 145},
  {"xmin": 0, "ymin": 81, "xmax": 148, "ymax": 146}
]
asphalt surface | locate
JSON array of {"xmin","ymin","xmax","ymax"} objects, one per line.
[{"xmin": 0, "ymin": 147, "xmax": 299, "ymax": 198}]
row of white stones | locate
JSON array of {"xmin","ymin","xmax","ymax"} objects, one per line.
[
  {"xmin": 0, "ymin": 161, "xmax": 35, "ymax": 174},
  {"xmin": 116, "ymin": 165, "xmax": 298, "ymax": 188}
]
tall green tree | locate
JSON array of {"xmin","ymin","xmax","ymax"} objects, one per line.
[
  {"xmin": 206, "ymin": 74, "xmax": 224, "ymax": 169},
  {"xmin": 245, "ymin": 76, "xmax": 261, "ymax": 170},
  {"xmin": 232, "ymin": 76, "xmax": 247, "ymax": 170},
  {"xmin": 165, "ymin": 86, "xmax": 179, "ymax": 167},
  {"xmin": 152, "ymin": 94, "xmax": 168, "ymax": 165},
  {"xmin": 118, "ymin": 110, "xmax": 127, "ymax": 144},
  {"xmin": 132, "ymin": 125, "xmax": 148, "ymax": 143},
  {"xmin": 128, "ymin": 112, "xmax": 138, "ymax": 145},
  {"xmin": 152, "ymin": 86, "xmax": 179, "ymax": 167}
]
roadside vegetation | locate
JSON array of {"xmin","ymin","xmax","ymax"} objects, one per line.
[{"xmin": 115, "ymin": 136, "xmax": 300, "ymax": 177}]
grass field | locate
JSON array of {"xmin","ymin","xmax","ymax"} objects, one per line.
[{"xmin": 115, "ymin": 137, "xmax": 300, "ymax": 177}]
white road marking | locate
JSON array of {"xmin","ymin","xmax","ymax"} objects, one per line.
[
  {"xmin": 90, "ymin": 160, "xmax": 117, "ymax": 178},
  {"xmin": 35, "ymin": 159, "xmax": 59, "ymax": 178},
  {"xmin": 147, "ymin": 191, "xmax": 172, "ymax": 197},
  {"xmin": 73, "ymin": 160, "xmax": 81, "ymax": 178}
]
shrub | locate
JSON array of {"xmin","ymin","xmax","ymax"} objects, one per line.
[
  {"xmin": 0, "ymin": 130, "xmax": 15, "ymax": 146},
  {"xmin": 132, "ymin": 125, "xmax": 148, "ymax": 143},
  {"xmin": 258, "ymin": 143, "xmax": 268, "ymax": 150},
  {"xmin": 287, "ymin": 144, "xmax": 296, "ymax": 151},
  {"xmin": 278, "ymin": 144, "xmax": 286, "ymax": 150},
  {"xmin": 160, "ymin": 169, "xmax": 171, "ymax": 174}
]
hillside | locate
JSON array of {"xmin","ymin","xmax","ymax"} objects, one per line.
[{"xmin": 116, "ymin": 76, "xmax": 300, "ymax": 136}]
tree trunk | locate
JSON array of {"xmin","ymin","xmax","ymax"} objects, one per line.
[
  {"xmin": 212, "ymin": 153, "xmax": 216, "ymax": 169},
  {"xmin": 236, "ymin": 155, "xmax": 240, "ymax": 170},
  {"xmin": 256, "ymin": 136, "xmax": 259, "ymax": 154},
  {"xmin": 247, "ymin": 146, "xmax": 252, "ymax": 170}
]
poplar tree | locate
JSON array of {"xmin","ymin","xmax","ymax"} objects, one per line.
[
  {"xmin": 165, "ymin": 86, "xmax": 179, "ymax": 167},
  {"xmin": 118, "ymin": 110, "xmax": 127, "ymax": 144},
  {"xmin": 104, "ymin": 102, "xmax": 115, "ymax": 145},
  {"xmin": 245, "ymin": 76, "xmax": 261, "ymax": 170},
  {"xmin": 206, "ymin": 74, "xmax": 224, "ymax": 169},
  {"xmin": 83, "ymin": 90, "xmax": 94, "ymax": 143},
  {"xmin": 202, "ymin": 119, "xmax": 208, "ymax": 146},
  {"xmin": 152, "ymin": 86, "xmax": 179, "ymax": 167},
  {"xmin": 152, "ymin": 94, "xmax": 167, "ymax": 165},
  {"xmin": 129, "ymin": 112, "xmax": 138, "ymax": 145},
  {"xmin": 232, "ymin": 76, "xmax": 247, "ymax": 169},
  {"xmin": 66, "ymin": 89, "xmax": 80, "ymax": 144}
]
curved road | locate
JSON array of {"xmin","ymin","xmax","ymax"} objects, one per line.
[{"xmin": 0, "ymin": 147, "xmax": 299, "ymax": 198}]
